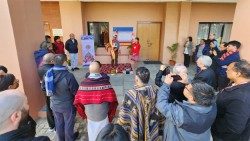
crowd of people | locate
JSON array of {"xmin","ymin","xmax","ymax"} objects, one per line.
[{"xmin": 0, "ymin": 33, "xmax": 249, "ymax": 141}]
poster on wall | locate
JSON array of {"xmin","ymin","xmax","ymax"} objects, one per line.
[
  {"xmin": 52, "ymin": 29, "xmax": 63, "ymax": 36},
  {"xmin": 113, "ymin": 27, "xmax": 134, "ymax": 42},
  {"xmin": 81, "ymin": 35, "xmax": 95, "ymax": 66}
]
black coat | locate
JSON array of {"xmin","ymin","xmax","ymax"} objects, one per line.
[
  {"xmin": 65, "ymin": 39, "xmax": 78, "ymax": 53},
  {"xmin": 193, "ymin": 67, "xmax": 216, "ymax": 89},
  {"xmin": 38, "ymin": 64, "xmax": 54, "ymax": 80},
  {"xmin": 212, "ymin": 82, "xmax": 250, "ymax": 141},
  {"xmin": 38, "ymin": 64, "xmax": 54, "ymax": 91},
  {"xmin": 0, "ymin": 127, "xmax": 50, "ymax": 141}
]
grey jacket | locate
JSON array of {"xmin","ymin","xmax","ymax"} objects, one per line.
[
  {"xmin": 184, "ymin": 41, "xmax": 193, "ymax": 55},
  {"xmin": 50, "ymin": 69, "xmax": 79, "ymax": 110},
  {"xmin": 156, "ymin": 83, "xmax": 217, "ymax": 141}
]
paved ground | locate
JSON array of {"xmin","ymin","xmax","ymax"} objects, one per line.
[{"xmin": 35, "ymin": 62, "xmax": 196, "ymax": 141}]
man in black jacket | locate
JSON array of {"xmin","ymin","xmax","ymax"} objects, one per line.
[
  {"xmin": 65, "ymin": 33, "xmax": 79, "ymax": 71},
  {"xmin": 212, "ymin": 60, "xmax": 250, "ymax": 141},
  {"xmin": 193, "ymin": 55, "xmax": 216, "ymax": 89},
  {"xmin": 37, "ymin": 53, "xmax": 55, "ymax": 131},
  {"xmin": 0, "ymin": 90, "xmax": 50, "ymax": 141},
  {"xmin": 48, "ymin": 54, "xmax": 79, "ymax": 141}
]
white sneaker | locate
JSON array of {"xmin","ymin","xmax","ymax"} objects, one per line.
[{"xmin": 48, "ymin": 128, "xmax": 55, "ymax": 132}]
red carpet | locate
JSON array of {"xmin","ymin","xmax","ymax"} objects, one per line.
[{"xmin": 100, "ymin": 63, "xmax": 132, "ymax": 74}]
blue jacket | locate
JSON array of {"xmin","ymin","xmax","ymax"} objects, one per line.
[
  {"xmin": 193, "ymin": 68, "xmax": 217, "ymax": 89},
  {"xmin": 50, "ymin": 67, "xmax": 79, "ymax": 110},
  {"xmin": 214, "ymin": 52, "xmax": 240, "ymax": 76},
  {"xmin": 156, "ymin": 83, "xmax": 217, "ymax": 141},
  {"xmin": 65, "ymin": 39, "xmax": 78, "ymax": 53}
]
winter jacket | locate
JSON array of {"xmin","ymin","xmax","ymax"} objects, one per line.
[
  {"xmin": 156, "ymin": 83, "xmax": 217, "ymax": 141},
  {"xmin": 50, "ymin": 66, "xmax": 79, "ymax": 110},
  {"xmin": 155, "ymin": 70, "xmax": 186, "ymax": 103},
  {"xmin": 213, "ymin": 51, "xmax": 240, "ymax": 76},
  {"xmin": 0, "ymin": 128, "xmax": 49, "ymax": 141},
  {"xmin": 53, "ymin": 41, "xmax": 65, "ymax": 54},
  {"xmin": 183, "ymin": 41, "xmax": 193, "ymax": 55},
  {"xmin": 212, "ymin": 82, "xmax": 250, "ymax": 141},
  {"xmin": 193, "ymin": 67, "xmax": 216, "ymax": 89},
  {"xmin": 38, "ymin": 64, "xmax": 54, "ymax": 80},
  {"xmin": 65, "ymin": 39, "xmax": 78, "ymax": 53}
]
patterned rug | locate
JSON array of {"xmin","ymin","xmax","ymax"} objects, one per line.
[{"xmin": 100, "ymin": 63, "xmax": 132, "ymax": 74}]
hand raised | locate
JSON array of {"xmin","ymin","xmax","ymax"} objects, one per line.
[
  {"xmin": 213, "ymin": 50, "xmax": 217, "ymax": 56},
  {"xmin": 164, "ymin": 74, "xmax": 174, "ymax": 85},
  {"xmin": 160, "ymin": 65, "xmax": 167, "ymax": 71}
]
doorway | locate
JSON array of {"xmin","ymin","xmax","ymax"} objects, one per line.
[{"xmin": 137, "ymin": 22, "xmax": 161, "ymax": 61}]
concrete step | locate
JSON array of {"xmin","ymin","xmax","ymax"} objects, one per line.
[{"xmin": 95, "ymin": 46, "xmax": 131, "ymax": 64}]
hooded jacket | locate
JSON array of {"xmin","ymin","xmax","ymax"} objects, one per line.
[
  {"xmin": 50, "ymin": 67, "xmax": 79, "ymax": 110},
  {"xmin": 156, "ymin": 83, "xmax": 217, "ymax": 141}
]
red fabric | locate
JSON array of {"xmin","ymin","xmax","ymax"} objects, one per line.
[
  {"xmin": 74, "ymin": 78, "xmax": 118, "ymax": 122},
  {"xmin": 54, "ymin": 41, "xmax": 65, "ymax": 54},
  {"xmin": 220, "ymin": 50, "xmax": 238, "ymax": 61},
  {"xmin": 100, "ymin": 63, "xmax": 132, "ymax": 74},
  {"xmin": 131, "ymin": 42, "xmax": 141, "ymax": 56}
]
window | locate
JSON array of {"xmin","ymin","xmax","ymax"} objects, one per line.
[
  {"xmin": 87, "ymin": 22, "xmax": 109, "ymax": 47},
  {"xmin": 197, "ymin": 22, "xmax": 233, "ymax": 44}
]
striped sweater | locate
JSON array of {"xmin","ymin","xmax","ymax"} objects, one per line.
[{"xmin": 117, "ymin": 85, "xmax": 162, "ymax": 141}]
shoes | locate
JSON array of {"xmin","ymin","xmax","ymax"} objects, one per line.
[
  {"xmin": 74, "ymin": 131, "xmax": 79, "ymax": 140},
  {"xmin": 74, "ymin": 67, "xmax": 79, "ymax": 70},
  {"xmin": 48, "ymin": 128, "xmax": 55, "ymax": 132},
  {"xmin": 71, "ymin": 68, "xmax": 75, "ymax": 71}
]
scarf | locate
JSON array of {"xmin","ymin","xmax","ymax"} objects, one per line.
[
  {"xmin": 220, "ymin": 50, "xmax": 238, "ymax": 61},
  {"xmin": 45, "ymin": 66, "xmax": 67, "ymax": 96},
  {"xmin": 74, "ymin": 74, "xmax": 118, "ymax": 122}
]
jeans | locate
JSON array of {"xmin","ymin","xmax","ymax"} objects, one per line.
[{"xmin": 70, "ymin": 53, "xmax": 78, "ymax": 69}]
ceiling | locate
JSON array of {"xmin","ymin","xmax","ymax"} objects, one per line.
[{"xmin": 40, "ymin": 0, "xmax": 237, "ymax": 3}]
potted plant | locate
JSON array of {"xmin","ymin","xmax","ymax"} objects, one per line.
[{"xmin": 167, "ymin": 43, "xmax": 179, "ymax": 66}]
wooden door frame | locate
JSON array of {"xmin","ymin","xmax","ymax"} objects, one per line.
[{"xmin": 137, "ymin": 21, "xmax": 162, "ymax": 61}]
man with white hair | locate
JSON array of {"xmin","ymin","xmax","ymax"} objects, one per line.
[
  {"xmin": 194, "ymin": 55, "xmax": 216, "ymax": 89},
  {"xmin": 155, "ymin": 64, "xmax": 189, "ymax": 102},
  {"xmin": 65, "ymin": 33, "xmax": 79, "ymax": 71},
  {"xmin": 0, "ymin": 90, "xmax": 50, "ymax": 140}
]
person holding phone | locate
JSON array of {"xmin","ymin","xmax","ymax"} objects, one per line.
[{"xmin": 155, "ymin": 64, "xmax": 188, "ymax": 102}]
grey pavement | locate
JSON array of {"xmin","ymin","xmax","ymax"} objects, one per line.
[{"xmin": 35, "ymin": 62, "xmax": 196, "ymax": 141}]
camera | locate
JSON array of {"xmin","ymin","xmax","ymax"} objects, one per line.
[{"xmin": 162, "ymin": 66, "xmax": 170, "ymax": 76}]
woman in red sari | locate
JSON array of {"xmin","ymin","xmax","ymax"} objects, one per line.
[{"xmin": 131, "ymin": 37, "xmax": 141, "ymax": 70}]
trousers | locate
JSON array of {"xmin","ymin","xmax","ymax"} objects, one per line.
[{"xmin": 52, "ymin": 106, "xmax": 76, "ymax": 141}]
